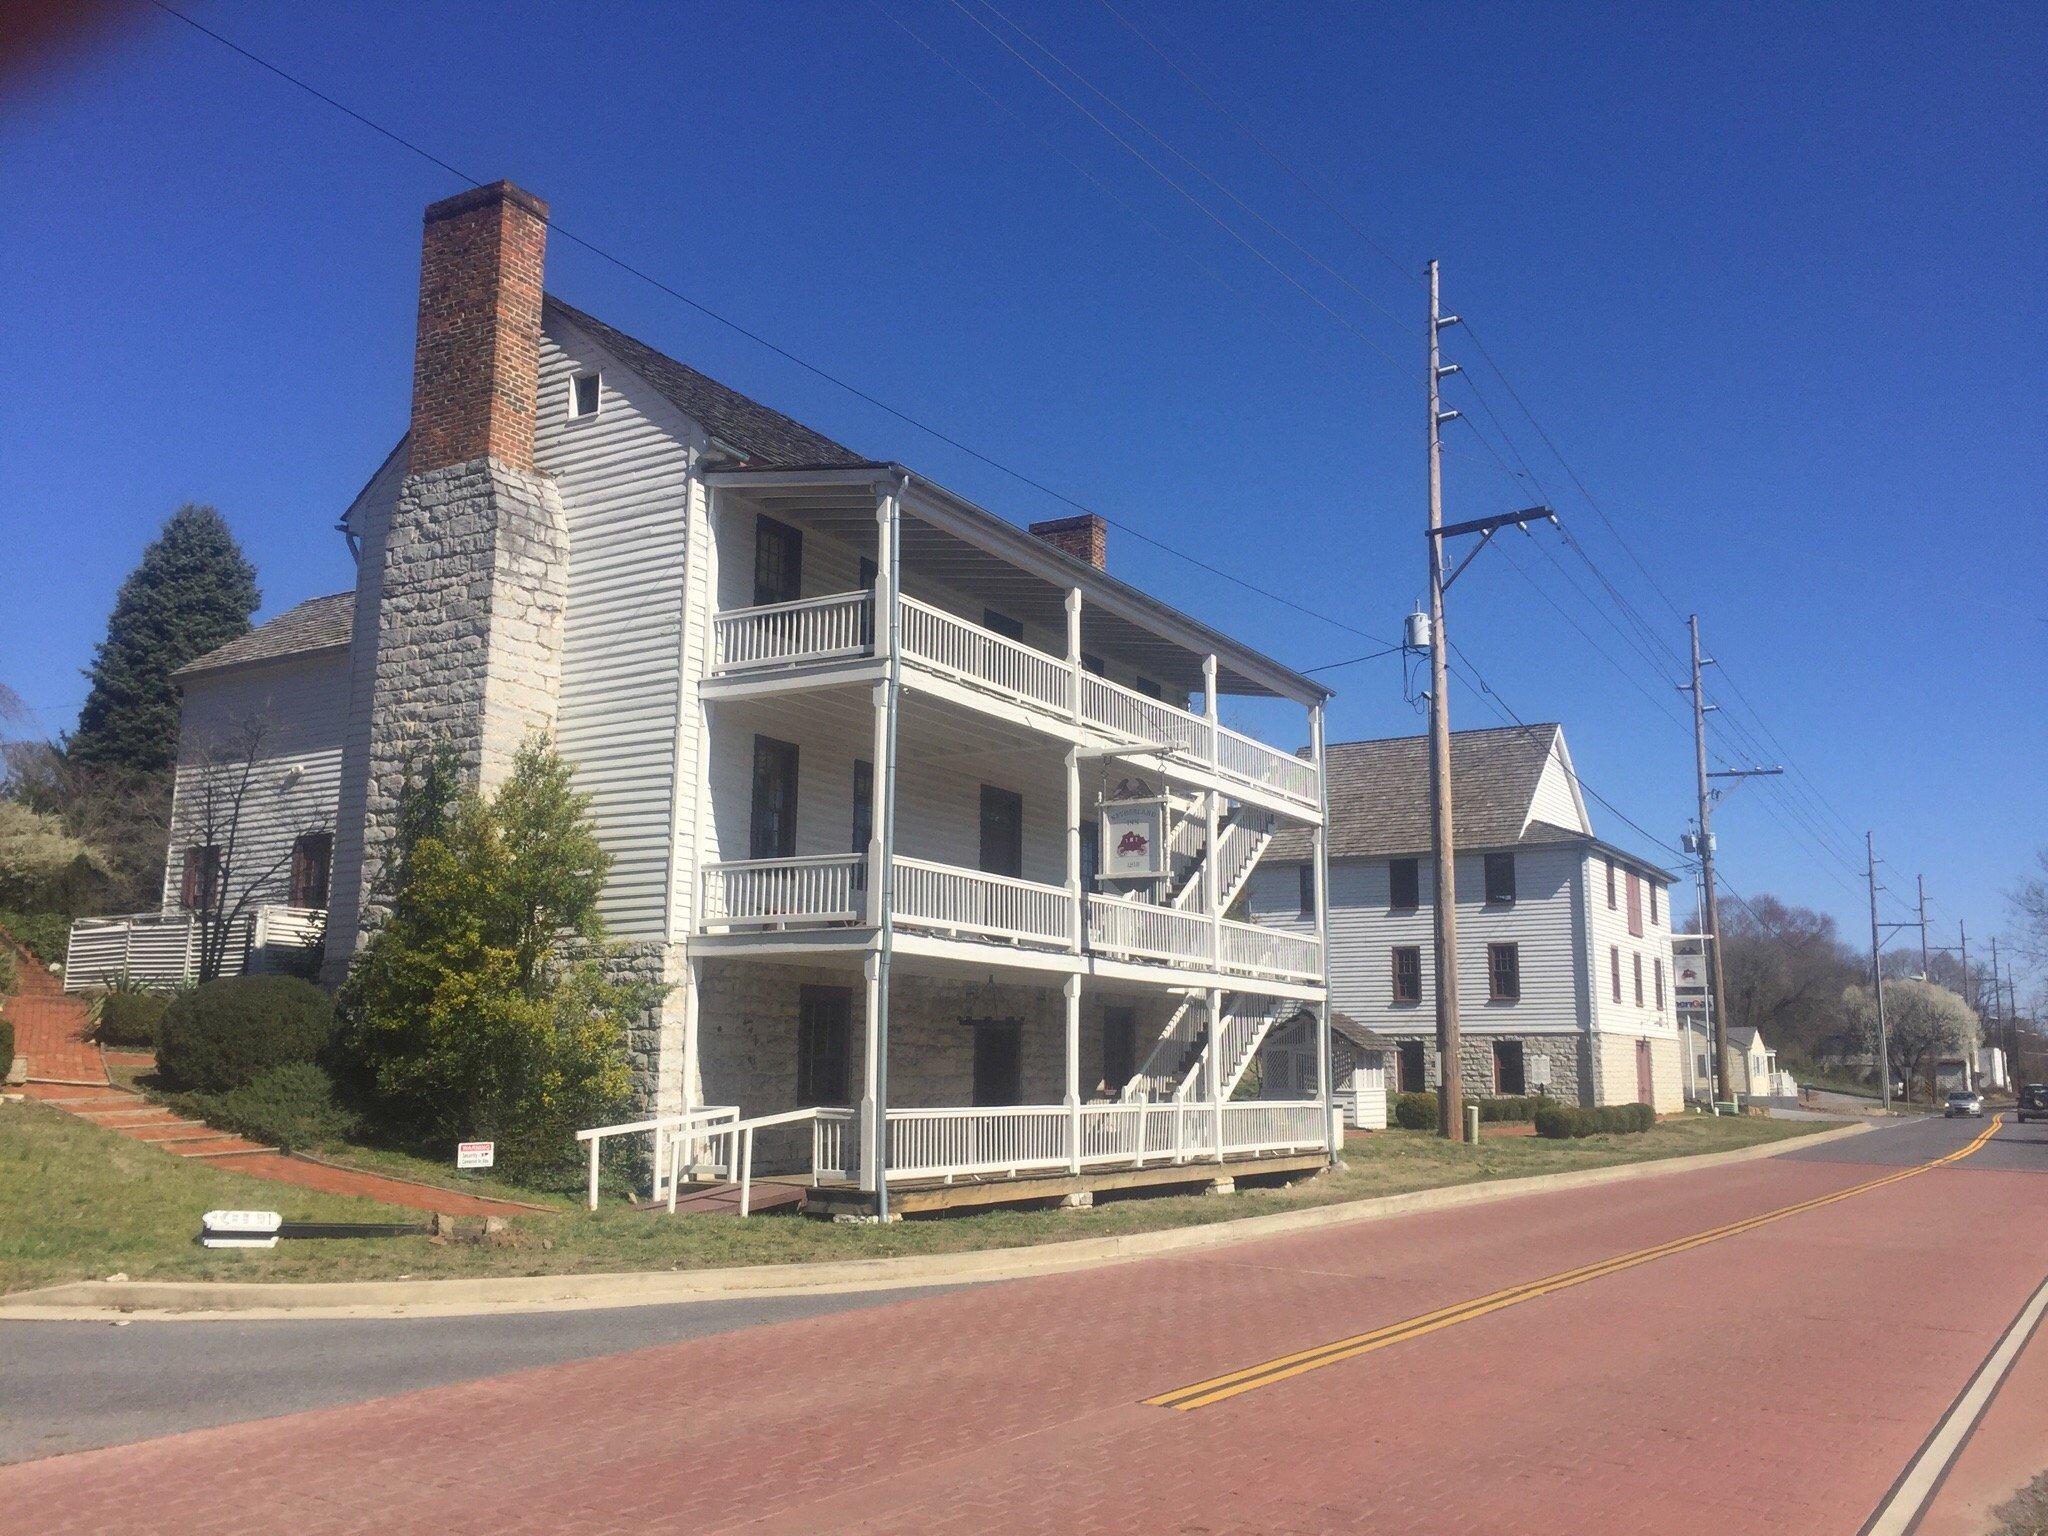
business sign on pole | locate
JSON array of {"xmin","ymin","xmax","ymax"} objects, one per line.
[
  {"xmin": 1672, "ymin": 947, "xmax": 1709, "ymax": 1000},
  {"xmin": 457, "ymin": 1141, "xmax": 496, "ymax": 1170},
  {"xmin": 1099, "ymin": 798, "xmax": 1167, "ymax": 880}
]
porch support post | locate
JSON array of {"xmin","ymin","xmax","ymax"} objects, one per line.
[
  {"xmin": 1203, "ymin": 653, "xmax": 1219, "ymax": 766},
  {"xmin": 1311, "ymin": 700, "xmax": 1337, "ymax": 1156},
  {"xmin": 1209, "ymin": 987, "xmax": 1227, "ymax": 1164},
  {"xmin": 678, "ymin": 956, "xmax": 702, "ymax": 1119},
  {"xmin": 866, "ymin": 473, "xmax": 908, "ymax": 1218},
  {"xmin": 1064, "ymin": 973, "xmax": 1083, "ymax": 1173},
  {"xmin": 1066, "ymin": 587, "xmax": 1083, "ymax": 722},
  {"xmin": 860, "ymin": 950, "xmax": 883, "ymax": 1194},
  {"xmin": 1066, "ymin": 747, "xmax": 1082, "ymax": 953}
]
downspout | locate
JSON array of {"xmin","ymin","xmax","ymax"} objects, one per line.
[{"xmin": 873, "ymin": 472, "xmax": 909, "ymax": 1223}]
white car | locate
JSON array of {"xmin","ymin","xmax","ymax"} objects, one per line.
[{"xmin": 1944, "ymin": 1090, "xmax": 1985, "ymax": 1118}]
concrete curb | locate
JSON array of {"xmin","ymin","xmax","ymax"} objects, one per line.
[{"xmin": 0, "ymin": 1120, "xmax": 1874, "ymax": 1322}]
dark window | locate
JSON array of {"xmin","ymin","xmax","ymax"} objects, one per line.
[
  {"xmin": 858, "ymin": 556, "xmax": 877, "ymax": 591},
  {"xmin": 978, "ymin": 785, "xmax": 1024, "ymax": 878},
  {"xmin": 1633, "ymin": 952, "xmax": 1644, "ymax": 1006},
  {"xmin": 1080, "ymin": 653, "xmax": 1105, "ymax": 677},
  {"xmin": 1298, "ymin": 863, "xmax": 1316, "ymax": 919},
  {"xmin": 982, "ymin": 608, "xmax": 1025, "ymax": 641},
  {"xmin": 1101, "ymin": 1007, "xmax": 1137, "ymax": 1095},
  {"xmin": 570, "ymin": 371, "xmax": 601, "ymax": 418},
  {"xmin": 1388, "ymin": 857, "xmax": 1420, "ymax": 910},
  {"xmin": 1654, "ymin": 958, "xmax": 1666, "ymax": 1009},
  {"xmin": 180, "ymin": 844, "xmax": 221, "ymax": 911},
  {"xmin": 1488, "ymin": 942, "xmax": 1521, "ymax": 1002},
  {"xmin": 1493, "ymin": 1039, "xmax": 1526, "ymax": 1096},
  {"xmin": 1649, "ymin": 882, "xmax": 1659, "ymax": 925},
  {"xmin": 796, "ymin": 986, "xmax": 853, "ymax": 1106},
  {"xmin": 1397, "ymin": 1039, "xmax": 1427, "ymax": 1093},
  {"xmin": 1605, "ymin": 858, "xmax": 1617, "ymax": 909},
  {"xmin": 1080, "ymin": 818, "xmax": 1100, "ymax": 891},
  {"xmin": 1391, "ymin": 945, "xmax": 1422, "ymax": 1005},
  {"xmin": 851, "ymin": 760, "xmax": 873, "ymax": 855},
  {"xmin": 1610, "ymin": 945, "xmax": 1623, "ymax": 1004},
  {"xmin": 1484, "ymin": 851, "xmax": 1516, "ymax": 905},
  {"xmin": 749, "ymin": 736, "xmax": 799, "ymax": 859},
  {"xmin": 858, "ymin": 558, "xmax": 877, "ymax": 645},
  {"xmin": 1133, "ymin": 677, "xmax": 1164, "ymax": 700},
  {"xmin": 1626, "ymin": 871, "xmax": 1643, "ymax": 937},
  {"xmin": 753, "ymin": 516, "xmax": 803, "ymax": 606},
  {"xmin": 289, "ymin": 831, "xmax": 333, "ymax": 908},
  {"xmin": 971, "ymin": 1020, "xmax": 1024, "ymax": 1107}
]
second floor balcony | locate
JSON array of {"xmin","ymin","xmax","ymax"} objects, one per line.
[{"xmin": 697, "ymin": 850, "xmax": 1323, "ymax": 993}]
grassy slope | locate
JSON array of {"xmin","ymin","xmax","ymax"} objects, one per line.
[{"xmin": 1, "ymin": 1101, "xmax": 1828, "ymax": 1292}]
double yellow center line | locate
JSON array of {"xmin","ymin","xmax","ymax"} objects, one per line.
[{"xmin": 1147, "ymin": 1116, "xmax": 2003, "ymax": 1411}]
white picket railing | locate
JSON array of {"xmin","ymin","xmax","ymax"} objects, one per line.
[
  {"xmin": 1219, "ymin": 919, "xmax": 1323, "ymax": 983},
  {"xmin": 814, "ymin": 1106, "xmax": 859, "ymax": 1180},
  {"xmin": 576, "ymin": 1105, "xmax": 741, "ymax": 1210},
  {"xmin": 707, "ymin": 591, "xmax": 1320, "ymax": 811},
  {"xmin": 1087, "ymin": 894, "xmax": 1212, "ymax": 967},
  {"xmin": 888, "ymin": 1104, "xmax": 1073, "ymax": 1179},
  {"xmin": 62, "ymin": 906, "xmax": 326, "ymax": 992},
  {"xmin": 713, "ymin": 590, "xmax": 872, "ymax": 671},
  {"xmin": 1222, "ymin": 1100, "xmax": 1327, "ymax": 1154},
  {"xmin": 701, "ymin": 855, "xmax": 866, "ymax": 929},
  {"xmin": 891, "ymin": 857, "xmax": 1072, "ymax": 947},
  {"xmin": 897, "ymin": 595, "xmax": 1074, "ymax": 716}
]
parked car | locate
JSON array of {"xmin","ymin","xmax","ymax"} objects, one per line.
[
  {"xmin": 2017, "ymin": 1085, "xmax": 2048, "ymax": 1124},
  {"xmin": 1944, "ymin": 1090, "xmax": 1986, "ymax": 1118}
]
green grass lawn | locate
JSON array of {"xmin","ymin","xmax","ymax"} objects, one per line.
[{"xmin": 0, "ymin": 1099, "xmax": 1831, "ymax": 1294}]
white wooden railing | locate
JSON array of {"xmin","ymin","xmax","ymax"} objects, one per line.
[
  {"xmin": 701, "ymin": 855, "xmax": 865, "ymax": 928},
  {"xmin": 888, "ymin": 1104, "xmax": 1073, "ymax": 1179},
  {"xmin": 708, "ymin": 592, "xmax": 1320, "ymax": 809},
  {"xmin": 63, "ymin": 906, "xmax": 327, "ymax": 992},
  {"xmin": 714, "ymin": 590, "xmax": 872, "ymax": 671},
  {"xmin": 576, "ymin": 1105, "xmax": 741, "ymax": 1210},
  {"xmin": 1222, "ymin": 1100, "xmax": 1327, "ymax": 1154},
  {"xmin": 893, "ymin": 857, "xmax": 1071, "ymax": 947},
  {"xmin": 1087, "ymin": 894, "xmax": 1212, "ymax": 967},
  {"xmin": 1219, "ymin": 919, "xmax": 1323, "ymax": 983},
  {"xmin": 1121, "ymin": 996, "xmax": 1202, "ymax": 1102}
]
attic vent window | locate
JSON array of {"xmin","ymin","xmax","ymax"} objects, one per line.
[{"xmin": 570, "ymin": 371, "xmax": 601, "ymax": 418}]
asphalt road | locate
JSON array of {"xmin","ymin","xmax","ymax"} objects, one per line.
[
  {"xmin": 0, "ymin": 1286, "xmax": 956, "ymax": 1466},
  {"xmin": 4, "ymin": 1116, "xmax": 2044, "ymax": 1534}
]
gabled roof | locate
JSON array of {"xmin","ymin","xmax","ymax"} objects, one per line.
[
  {"xmin": 174, "ymin": 592, "xmax": 354, "ymax": 679},
  {"xmin": 1268, "ymin": 724, "xmax": 1571, "ymax": 861},
  {"xmin": 543, "ymin": 297, "xmax": 882, "ymax": 471}
]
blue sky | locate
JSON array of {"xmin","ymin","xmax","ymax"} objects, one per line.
[{"xmin": 1, "ymin": 1, "xmax": 2042, "ymax": 970}]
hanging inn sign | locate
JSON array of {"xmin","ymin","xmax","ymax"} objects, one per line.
[{"xmin": 1099, "ymin": 795, "xmax": 1168, "ymax": 881}]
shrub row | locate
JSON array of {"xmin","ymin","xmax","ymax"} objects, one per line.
[
  {"xmin": 1392, "ymin": 1091, "xmax": 1553, "ymax": 1130},
  {"xmin": 1533, "ymin": 1102, "xmax": 1657, "ymax": 1139},
  {"xmin": 167, "ymin": 1061, "xmax": 358, "ymax": 1154},
  {"xmin": 157, "ymin": 975, "xmax": 337, "ymax": 1093},
  {"xmin": 94, "ymin": 991, "xmax": 171, "ymax": 1048},
  {"xmin": 0, "ymin": 1016, "xmax": 13, "ymax": 1082}
]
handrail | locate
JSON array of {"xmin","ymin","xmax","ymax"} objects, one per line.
[{"xmin": 577, "ymin": 1105, "xmax": 740, "ymax": 1210}]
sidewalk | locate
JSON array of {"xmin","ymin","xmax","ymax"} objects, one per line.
[{"xmin": 3, "ymin": 941, "xmax": 107, "ymax": 1087}]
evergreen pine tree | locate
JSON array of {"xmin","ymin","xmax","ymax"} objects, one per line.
[{"xmin": 68, "ymin": 504, "xmax": 259, "ymax": 774}]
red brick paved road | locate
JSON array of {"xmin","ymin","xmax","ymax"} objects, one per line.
[{"xmin": 4, "ymin": 1117, "xmax": 2044, "ymax": 1535}]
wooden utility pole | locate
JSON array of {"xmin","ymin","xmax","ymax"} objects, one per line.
[
  {"xmin": 1866, "ymin": 831, "xmax": 1892, "ymax": 1109},
  {"xmin": 1425, "ymin": 258, "xmax": 1463, "ymax": 1139},
  {"xmin": 1684, "ymin": 617, "xmax": 1737, "ymax": 1106}
]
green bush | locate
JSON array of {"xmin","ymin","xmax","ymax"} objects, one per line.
[
  {"xmin": 94, "ymin": 990, "xmax": 171, "ymax": 1048},
  {"xmin": 1477, "ymin": 1094, "xmax": 1549, "ymax": 1123},
  {"xmin": 169, "ymin": 1061, "xmax": 357, "ymax": 1153},
  {"xmin": 0, "ymin": 946, "xmax": 15, "ymax": 999},
  {"xmin": 0, "ymin": 911, "xmax": 69, "ymax": 968},
  {"xmin": 157, "ymin": 975, "xmax": 337, "ymax": 1093},
  {"xmin": 0, "ymin": 1016, "xmax": 13, "ymax": 1081},
  {"xmin": 1392, "ymin": 1091, "xmax": 1438, "ymax": 1130},
  {"xmin": 1534, "ymin": 1102, "xmax": 1658, "ymax": 1139}
]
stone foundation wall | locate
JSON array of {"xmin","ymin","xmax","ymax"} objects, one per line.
[{"xmin": 1391, "ymin": 1033, "xmax": 1595, "ymax": 1107}]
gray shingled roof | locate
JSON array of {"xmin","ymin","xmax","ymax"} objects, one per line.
[
  {"xmin": 175, "ymin": 592, "xmax": 354, "ymax": 678},
  {"xmin": 544, "ymin": 296, "xmax": 881, "ymax": 471},
  {"xmin": 1267, "ymin": 723, "xmax": 1567, "ymax": 862}
]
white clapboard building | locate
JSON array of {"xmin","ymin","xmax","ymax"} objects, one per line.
[
  {"xmin": 1243, "ymin": 724, "xmax": 1683, "ymax": 1111},
  {"xmin": 70, "ymin": 180, "xmax": 1339, "ymax": 1214}
]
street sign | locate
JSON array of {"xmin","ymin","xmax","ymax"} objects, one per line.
[{"xmin": 457, "ymin": 1141, "xmax": 496, "ymax": 1170}]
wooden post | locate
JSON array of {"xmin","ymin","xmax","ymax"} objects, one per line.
[
  {"xmin": 1210, "ymin": 987, "xmax": 1227, "ymax": 1164},
  {"xmin": 1426, "ymin": 259, "xmax": 1464, "ymax": 1142},
  {"xmin": 1312, "ymin": 701, "xmax": 1335, "ymax": 1155}
]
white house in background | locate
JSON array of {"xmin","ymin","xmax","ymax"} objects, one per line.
[
  {"xmin": 1686, "ymin": 1022, "xmax": 1780, "ymax": 1099},
  {"xmin": 69, "ymin": 180, "xmax": 1337, "ymax": 1214},
  {"xmin": 1245, "ymin": 724, "xmax": 1683, "ymax": 1112}
]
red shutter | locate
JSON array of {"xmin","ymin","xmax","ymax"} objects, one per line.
[{"xmin": 1626, "ymin": 872, "xmax": 1643, "ymax": 937}]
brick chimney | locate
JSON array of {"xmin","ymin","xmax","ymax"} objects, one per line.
[
  {"xmin": 1029, "ymin": 513, "xmax": 1107, "ymax": 570},
  {"xmin": 324, "ymin": 180, "xmax": 569, "ymax": 984},
  {"xmin": 408, "ymin": 181, "xmax": 549, "ymax": 476}
]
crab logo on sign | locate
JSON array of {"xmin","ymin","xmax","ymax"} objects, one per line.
[
  {"xmin": 1118, "ymin": 830, "xmax": 1149, "ymax": 856},
  {"xmin": 1100, "ymin": 799, "xmax": 1168, "ymax": 880}
]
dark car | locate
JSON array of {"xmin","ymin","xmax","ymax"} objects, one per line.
[{"xmin": 2018, "ymin": 1085, "xmax": 2048, "ymax": 1124}]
